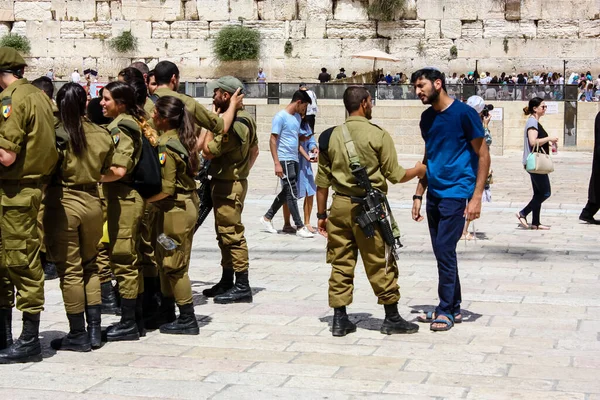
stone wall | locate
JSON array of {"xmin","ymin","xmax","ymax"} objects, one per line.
[{"xmin": 2, "ymin": 0, "xmax": 600, "ymax": 81}]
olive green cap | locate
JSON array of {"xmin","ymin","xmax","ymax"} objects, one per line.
[
  {"xmin": 207, "ymin": 76, "xmax": 244, "ymax": 94},
  {"xmin": 0, "ymin": 47, "xmax": 27, "ymax": 71}
]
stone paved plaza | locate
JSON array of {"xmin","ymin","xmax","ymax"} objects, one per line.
[{"xmin": 1, "ymin": 149, "xmax": 599, "ymax": 400}]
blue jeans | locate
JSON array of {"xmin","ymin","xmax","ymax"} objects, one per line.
[
  {"xmin": 520, "ymin": 173, "xmax": 551, "ymax": 226},
  {"xmin": 426, "ymin": 194, "xmax": 466, "ymax": 318}
]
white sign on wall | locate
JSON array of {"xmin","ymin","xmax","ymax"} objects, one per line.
[
  {"xmin": 489, "ymin": 108, "xmax": 503, "ymax": 121},
  {"xmin": 545, "ymin": 102, "xmax": 559, "ymax": 114}
]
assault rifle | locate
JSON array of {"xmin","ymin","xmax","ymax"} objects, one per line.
[{"xmin": 194, "ymin": 160, "xmax": 212, "ymax": 232}]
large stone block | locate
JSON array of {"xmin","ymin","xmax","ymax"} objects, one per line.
[
  {"xmin": 243, "ymin": 21, "xmax": 287, "ymax": 39},
  {"xmin": 291, "ymin": 39, "xmax": 342, "ymax": 59},
  {"xmin": 541, "ymin": 0, "xmax": 598, "ymax": 19},
  {"xmin": 483, "ymin": 20, "xmax": 536, "ymax": 39},
  {"xmin": 185, "ymin": 21, "xmax": 210, "ymax": 39},
  {"xmin": 151, "ymin": 22, "xmax": 170, "ymax": 39},
  {"xmin": 537, "ymin": 20, "xmax": 579, "ymax": 39},
  {"xmin": 112, "ymin": 20, "xmax": 132, "ymax": 37},
  {"xmin": 333, "ymin": 0, "xmax": 368, "ymax": 21},
  {"xmin": 72, "ymin": 39, "xmax": 105, "ymax": 58},
  {"xmin": 197, "ymin": 0, "xmax": 229, "ymax": 21},
  {"xmin": 61, "ymin": 21, "xmax": 84, "ymax": 39},
  {"xmin": 298, "ymin": 0, "xmax": 333, "ymax": 20},
  {"xmin": 10, "ymin": 21, "xmax": 27, "ymax": 36},
  {"xmin": 439, "ymin": 0, "xmax": 479, "ymax": 20},
  {"xmin": 165, "ymin": 39, "xmax": 212, "ymax": 58},
  {"xmin": 184, "ymin": 0, "xmax": 199, "ymax": 20},
  {"xmin": 96, "ymin": 1, "xmax": 111, "ymax": 21},
  {"xmin": 461, "ymin": 21, "xmax": 483, "ymax": 38},
  {"xmin": 121, "ymin": 0, "xmax": 183, "ymax": 21},
  {"xmin": 326, "ymin": 20, "xmax": 376, "ymax": 39},
  {"xmin": 0, "ymin": 22, "xmax": 10, "ymax": 36},
  {"xmin": 306, "ymin": 20, "xmax": 326, "ymax": 39},
  {"xmin": 258, "ymin": 0, "xmax": 297, "ymax": 20},
  {"xmin": 65, "ymin": 0, "xmax": 96, "ymax": 21},
  {"xmin": 423, "ymin": 38, "xmax": 455, "ymax": 59},
  {"xmin": 425, "ymin": 20, "xmax": 440, "ymax": 39},
  {"xmin": 579, "ymin": 20, "xmax": 600, "ymax": 38},
  {"xmin": 135, "ymin": 38, "xmax": 168, "ymax": 58},
  {"xmin": 377, "ymin": 20, "xmax": 425, "ymax": 39},
  {"xmin": 288, "ymin": 20, "xmax": 306, "ymax": 39},
  {"xmin": 230, "ymin": 0, "xmax": 258, "ymax": 20},
  {"xmin": 416, "ymin": 0, "xmax": 443, "ymax": 20},
  {"xmin": 110, "ymin": 1, "xmax": 123, "ymax": 20},
  {"xmin": 441, "ymin": 19, "xmax": 461, "ymax": 39},
  {"xmin": 52, "ymin": 0, "xmax": 67, "ymax": 21},
  {"xmin": 96, "ymin": 57, "xmax": 132, "ymax": 78},
  {"xmin": 15, "ymin": 2, "xmax": 52, "ymax": 21},
  {"xmin": 131, "ymin": 21, "xmax": 152, "ymax": 39},
  {"xmin": 340, "ymin": 38, "xmax": 388, "ymax": 57},
  {"xmin": 0, "ymin": 1, "xmax": 14, "ymax": 21},
  {"xmin": 84, "ymin": 21, "xmax": 112, "ymax": 39},
  {"xmin": 208, "ymin": 21, "xmax": 241, "ymax": 37}
]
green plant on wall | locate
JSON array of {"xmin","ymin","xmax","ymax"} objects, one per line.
[
  {"xmin": 109, "ymin": 30, "xmax": 138, "ymax": 53},
  {"xmin": 213, "ymin": 25, "xmax": 260, "ymax": 62},
  {"xmin": 0, "ymin": 33, "xmax": 31, "ymax": 53},
  {"xmin": 416, "ymin": 39, "xmax": 426, "ymax": 57},
  {"xmin": 284, "ymin": 40, "xmax": 293, "ymax": 57},
  {"xmin": 449, "ymin": 45, "xmax": 458, "ymax": 59},
  {"xmin": 368, "ymin": 0, "xmax": 406, "ymax": 21},
  {"xmin": 503, "ymin": 37, "xmax": 509, "ymax": 53}
]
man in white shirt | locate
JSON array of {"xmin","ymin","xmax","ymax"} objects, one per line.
[
  {"xmin": 299, "ymin": 83, "xmax": 318, "ymax": 133},
  {"xmin": 71, "ymin": 68, "xmax": 81, "ymax": 83}
]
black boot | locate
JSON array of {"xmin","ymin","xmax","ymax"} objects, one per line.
[
  {"xmin": 142, "ymin": 277, "xmax": 161, "ymax": 320},
  {"xmin": 0, "ymin": 312, "xmax": 42, "ymax": 363},
  {"xmin": 214, "ymin": 271, "xmax": 253, "ymax": 304},
  {"xmin": 579, "ymin": 211, "xmax": 600, "ymax": 224},
  {"xmin": 202, "ymin": 268, "xmax": 234, "ymax": 297},
  {"xmin": 101, "ymin": 281, "xmax": 120, "ymax": 315},
  {"xmin": 331, "ymin": 306, "xmax": 356, "ymax": 337},
  {"xmin": 144, "ymin": 296, "xmax": 176, "ymax": 330},
  {"xmin": 85, "ymin": 305, "xmax": 102, "ymax": 349},
  {"xmin": 51, "ymin": 312, "xmax": 91, "ymax": 352},
  {"xmin": 135, "ymin": 294, "xmax": 146, "ymax": 337},
  {"xmin": 41, "ymin": 252, "xmax": 58, "ymax": 281},
  {"xmin": 106, "ymin": 298, "xmax": 139, "ymax": 342},
  {"xmin": 159, "ymin": 303, "xmax": 199, "ymax": 335},
  {"xmin": 0, "ymin": 308, "xmax": 13, "ymax": 350},
  {"xmin": 380, "ymin": 303, "xmax": 419, "ymax": 335}
]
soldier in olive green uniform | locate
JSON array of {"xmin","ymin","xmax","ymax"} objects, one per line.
[
  {"xmin": 99, "ymin": 81, "xmax": 148, "ymax": 342},
  {"xmin": 0, "ymin": 48, "xmax": 59, "ymax": 363},
  {"xmin": 202, "ymin": 77, "xmax": 259, "ymax": 304},
  {"xmin": 315, "ymin": 86, "xmax": 425, "ymax": 337},
  {"xmin": 44, "ymin": 83, "xmax": 114, "ymax": 352},
  {"xmin": 149, "ymin": 95, "xmax": 201, "ymax": 335}
]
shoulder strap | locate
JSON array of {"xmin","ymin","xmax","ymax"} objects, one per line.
[
  {"xmin": 55, "ymin": 125, "xmax": 69, "ymax": 150},
  {"xmin": 165, "ymin": 138, "xmax": 189, "ymax": 159},
  {"xmin": 117, "ymin": 118, "xmax": 140, "ymax": 133},
  {"xmin": 341, "ymin": 123, "xmax": 361, "ymax": 168}
]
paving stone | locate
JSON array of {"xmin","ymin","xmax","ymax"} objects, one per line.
[
  {"xmin": 248, "ymin": 362, "xmax": 340, "ymax": 377},
  {"xmin": 86, "ymin": 378, "xmax": 225, "ymax": 399}
]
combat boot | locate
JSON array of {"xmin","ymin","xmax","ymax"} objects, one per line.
[
  {"xmin": 0, "ymin": 308, "xmax": 13, "ymax": 350},
  {"xmin": 135, "ymin": 294, "xmax": 146, "ymax": 337},
  {"xmin": 100, "ymin": 281, "xmax": 120, "ymax": 315},
  {"xmin": 106, "ymin": 298, "xmax": 139, "ymax": 342},
  {"xmin": 214, "ymin": 271, "xmax": 253, "ymax": 304},
  {"xmin": 0, "ymin": 312, "xmax": 42, "ymax": 363},
  {"xmin": 85, "ymin": 305, "xmax": 102, "ymax": 349},
  {"xmin": 144, "ymin": 296, "xmax": 176, "ymax": 330},
  {"xmin": 202, "ymin": 268, "xmax": 234, "ymax": 297},
  {"xmin": 142, "ymin": 277, "xmax": 161, "ymax": 320},
  {"xmin": 41, "ymin": 252, "xmax": 58, "ymax": 281},
  {"xmin": 380, "ymin": 303, "xmax": 419, "ymax": 335},
  {"xmin": 51, "ymin": 312, "xmax": 91, "ymax": 352},
  {"xmin": 159, "ymin": 303, "xmax": 199, "ymax": 335},
  {"xmin": 331, "ymin": 306, "xmax": 356, "ymax": 337}
]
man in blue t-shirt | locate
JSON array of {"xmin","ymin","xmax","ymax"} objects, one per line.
[
  {"xmin": 260, "ymin": 90, "xmax": 315, "ymax": 238},
  {"xmin": 410, "ymin": 68, "xmax": 491, "ymax": 332}
]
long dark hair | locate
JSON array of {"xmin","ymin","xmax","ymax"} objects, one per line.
[
  {"xmin": 523, "ymin": 97, "xmax": 544, "ymax": 115},
  {"xmin": 56, "ymin": 82, "xmax": 88, "ymax": 157},
  {"xmin": 104, "ymin": 81, "xmax": 157, "ymax": 145},
  {"xmin": 118, "ymin": 67, "xmax": 147, "ymax": 108},
  {"xmin": 154, "ymin": 96, "xmax": 199, "ymax": 177}
]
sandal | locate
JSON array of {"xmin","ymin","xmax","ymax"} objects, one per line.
[
  {"xmin": 305, "ymin": 224, "xmax": 316, "ymax": 233},
  {"xmin": 430, "ymin": 314, "xmax": 454, "ymax": 332},
  {"xmin": 417, "ymin": 311, "xmax": 462, "ymax": 324},
  {"xmin": 531, "ymin": 224, "xmax": 550, "ymax": 230},
  {"xmin": 460, "ymin": 232, "xmax": 475, "ymax": 241},
  {"xmin": 516, "ymin": 212, "xmax": 529, "ymax": 229}
]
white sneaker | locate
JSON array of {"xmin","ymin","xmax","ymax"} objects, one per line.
[
  {"xmin": 296, "ymin": 226, "xmax": 315, "ymax": 238},
  {"xmin": 259, "ymin": 217, "xmax": 277, "ymax": 234}
]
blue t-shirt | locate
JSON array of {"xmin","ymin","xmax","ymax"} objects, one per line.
[
  {"xmin": 272, "ymin": 110, "xmax": 302, "ymax": 162},
  {"xmin": 419, "ymin": 100, "xmax": 484, "ymax": 199}
]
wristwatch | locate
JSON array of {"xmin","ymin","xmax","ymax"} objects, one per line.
[
  {"xmin": 412, "ymin": 195, "xmax": 423, "ymax": 201},
  {"xmin": 316, "ymin": 212, "xmax": 328, "ymax": 220}
]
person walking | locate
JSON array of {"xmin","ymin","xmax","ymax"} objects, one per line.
[
  {"xmin": 45, "ymin": 83, "xmax": 114, "ymax": 352},
  {"xmin": 316, "ymin": 86, "xmax": 426, "ymax": 337},
  {"xmin": 300, "ymin": 83, "xmax": 318, "ymax": 133},
  {"xmin": 580, "ymin": 110, "xmax": 600, "ymax": 224},
  {"xmin": 0, "ymin": 47, "xmax": 59, "ymax": 363},
  {"xmin": 410, "ymin": 67, "xmax": 490, "ymax": 332},
  {"xmin": 201, "ymin": 76, "xmax": 259, "ymax": 303},
  {"xmin": 516, "ymin": 97, "xmax": 558, "ymax": 230}
]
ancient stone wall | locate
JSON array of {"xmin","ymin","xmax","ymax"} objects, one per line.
[{"xmin": 1, "ymin": 0, "xmax": 600, "ymax": 80}]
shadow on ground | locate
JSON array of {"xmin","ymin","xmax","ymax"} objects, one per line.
[{"xmin": 409, "ymin": 305, "xmax": 483, "ymax": 323}]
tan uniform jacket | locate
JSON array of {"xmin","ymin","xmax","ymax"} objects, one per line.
[
  {"xmin": 0, "ymin": 78, "xmax": 59, "ymax": 182},
  {"xmin": 316, "ymin": 116, "xmax": 406, "ymax": 197},
  {"xmin": 107, "ymin": 114, "xmax": 142, "ymax": 183},
  {"xmin": 208, "ymin": 109, "xmax": 257, "ymax": 181},
  {"xmin": 156, "ymin": 130, "xmax": 196, "ymax": 196}
]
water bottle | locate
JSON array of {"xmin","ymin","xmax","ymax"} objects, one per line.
[
  {"xmin": 157, "ymin": 233, "xmax": 177, "ymax": 250},
  {"xmin": 551, "ymin": 142, "xmax": 557, "ymax": 154}
]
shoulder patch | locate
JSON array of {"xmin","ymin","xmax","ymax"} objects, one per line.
[
  {"xmin": 159, "ymin": 152, "xmax": 167, "ymax": 165},
  {"xmin": 112, "ymin": 133, "xmax": 120, "ymax": 145},
  {"xmin": 1, "ymin": 97, "xmax": 12, "ymax": 119}
]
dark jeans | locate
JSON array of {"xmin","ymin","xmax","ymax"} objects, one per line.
[
  {"xmin": 520, "ymin": 173, "xmax": 551, "ymax": 226},
  {"xmin": 265, "ymin": 161, "xmax": 303, "ymax": 227},
  {"xmin": 581, "ymin": 201, "xmax": 599, "ymax": 218},
  {"xmin": 426, "ymin": 194, "xmax": 466, "ymax": 318}
]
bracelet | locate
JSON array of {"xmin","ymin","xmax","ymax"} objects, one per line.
[
  {"xmin": 413, "ymin": 195, "xmax": 423, "ymax": 201},
  {"xmin": 316, "ymin": 212, "xmax": 327, "ymax": 220}
]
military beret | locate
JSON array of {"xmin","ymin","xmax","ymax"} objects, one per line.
[
  {"xmin": 207, "ymin": 76, "xmax": 244, "ymax": 95},
  {"xmin": 0, "ymin": 47, "xmax": 27, "ymax": 71}
]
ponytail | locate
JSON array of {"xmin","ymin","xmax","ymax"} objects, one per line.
[{"xmin": 56, "ymin": 82, "xmax": 88, "ymax": 157}]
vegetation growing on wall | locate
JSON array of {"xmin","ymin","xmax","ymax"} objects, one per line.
[
  {"xmin": 367, "ymin": 0, "xmax": 406, "ymax": 21},
  {"xmin": 0, "ymin": 34, "xmax": 31, "ymax": 53},
  {"xmin": 284, "ymin": 40, "xmax": 293, "ymax": 57},
  {"xmin": 213, "ymin": 25, "xmax": 260, "ymax": 62},
  {"xmin": 109, "ymin": 30, "xmax": 138, "ymax": 53},
  {"xmin": 449, "ymin": 45, "xmax": 458, "ymax": 59}
]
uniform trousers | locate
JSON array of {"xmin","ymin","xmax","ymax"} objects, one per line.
[
  {"xmin": 0, "ymin": 183, "xmax": 45, "ymax": 315},
  {"xmin": 97, "ymin": 185, "xmax": 112, "ymax": 284},
  {"xmin": 211, "ymin": 179, "xmax": 249, "ymax": 273},
  {"xmin": 326, "ymin": 195, "xmax": 400, "ymax": 308},
  {"xmin": 136, "ymin": 203, "xmax": 159, "ymax": 278},
  {"xmin": 43, "ymin": 186, "xmax": 103, "ymax": 314}
]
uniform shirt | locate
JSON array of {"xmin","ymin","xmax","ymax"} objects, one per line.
[
  {"xmin": 272, "ymin": 110, "xmax": 302, "ymax": 162},
  {"xmin": 55, "ymin": 119, "xmax": 115, "ymax": 186},
  {"xmin": 419, "ymin": 100, "xmax": 484, "ymax": 199},
  {"xmin": 157, "ymin": 130, "xmax": 196, "ymax": 195},
  {"xmin": 151, "ymin": 87, "xmax": 224, "ymax": 134},
  {"xmin": 0, "ymin": 78, "xmax": 59, "ymax": 181},
  {"xmin": 208, "ymin": 109, "xmax": 258, "ymax": 181},
  {"xmin": 107, "ymin": 113, "xmax": 142, "ymax": 182},
  {"xmin": 316, "ymin": 116, "xmax": 406, "ymax": 197}
]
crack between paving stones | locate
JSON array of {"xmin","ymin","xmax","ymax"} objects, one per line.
[{"xmin": 81, "ymin": 376, "xmax": 111, "ymax": 394}]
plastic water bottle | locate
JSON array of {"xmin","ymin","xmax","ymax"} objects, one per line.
[
  {"xmin": 157, "ymin": 233, "xmax": 177, "ymax": 250},
  {"xmin": 552, "ymin": 142, "xmax": 557, "ymax": 154}
]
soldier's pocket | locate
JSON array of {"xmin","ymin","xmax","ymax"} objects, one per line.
[
  {"xmin": 1, "ymin": 196, "xmax": 34, "ymax": 267},
  {"xmin": 112, "ymin": 228, "xmax": 133, "ymax": 257},
  {"xmin": 217, "ymin": 225, "xmax": 237, "ymax": 246}
]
